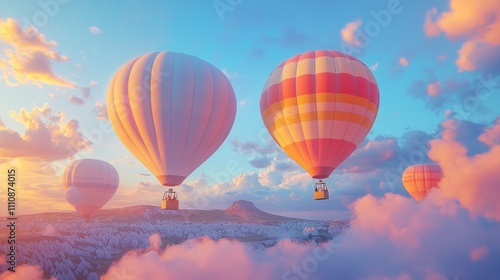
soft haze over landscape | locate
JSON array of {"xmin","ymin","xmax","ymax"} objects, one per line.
[{"xmin": 1, "ymin": 0, "xmax": 500, "ymax": 279}]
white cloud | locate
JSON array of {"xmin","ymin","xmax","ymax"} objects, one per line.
[
  {"xmin": 340, "ymin": 19, "xmax": 363, "ymax": 47},
  {"xmin": 89, "ymin": 26, "xmax": 102, "ymax": 34}
]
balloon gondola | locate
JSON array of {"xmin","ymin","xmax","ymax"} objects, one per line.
[
  {"xmin": 107, "ymin": 51, "xmax": 237, "ymax": 209},
  {"xmin": 313, "ymin": 180, "xmax": 329, "ymax": 200},
  {"xmin": 260, "ymin": 50, "xmax": 380, "ymax": 200},
  {"xmin": 161, "ymin": 188, "xmax": 179, "ymax": 210}
]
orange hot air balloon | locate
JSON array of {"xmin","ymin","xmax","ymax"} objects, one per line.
[
  {"xmin": 63, "ymin": 159, "xmax": 119, "ymax": 217},
  {"xmin": 260, "ymin": 50, "xmax": 380, "ymax": 200},
  {"xmin": 402, "ymin": 164, "xmax": 443, "ymax": 201},
  {"xmin": 107, "ymin": 51, "xmax": 237, "ymax": 209}
]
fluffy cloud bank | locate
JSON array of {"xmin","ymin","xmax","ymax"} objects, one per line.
[
  {"xmin": 0, "ymin": 18, "xmax": 75, "ymax": 88},
  {"xmin": 98, "ymin": 191, "xmax": 500, "ymax": 280},
  {"xmin": 0, "ymin": 103, "xmax": 91, "ymax": 162},
  {"xmin": 429, "ymin": 118, "xmax": 500, "ymax": 221},
  {"xmin": 424, "ymin": 0, "xmax": 500, "ymax": 72}
]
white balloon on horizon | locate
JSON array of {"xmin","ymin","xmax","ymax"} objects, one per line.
[{"xmin": 63, "ymin": 159, "xmax": 119, "ymax": 217}]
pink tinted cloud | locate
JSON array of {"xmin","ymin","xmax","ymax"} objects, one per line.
[
  {"xmin": 348, "ymin": 194, "xmax": 419, "ymax": 247},
  {"xmin": 0, "ymin": 18, "xmax": 56, "ymax": 51},
  {"xmin": 479, "ymin": 118, "xmax": 500, "ymax": 146},
  {"xmin": 4, "ymin": 50, "xmax": 75, "ymax": 88},
  {"xmin": 102, "ymin": 237, "xmax": 332, "ymax": 280},
  {"xmin": 428, "ymin": 118, "xmax": 500, "ymax": 221},
  {"xmin": 335, "ymin": 193, "xmax": 500, "ymax": 278},
  {"xmin": 80, "ymin": 81, "xmax": 98, "ymax": 100},
  {"xmin": 68, "ymin": 95, "xmax": 85, "ymax": 106},
  {"xmin": 93, "ymin": 100, "xmax": 109, "ymax": 120},
  {"xmin": 470, "ymin": 246, "xmax": 489, "ymax": 261},
  {"xmin": 0, "ymin": 18, "xmax": 75, "ymax": 88},
  {"xmin": 102, "ymin": 193, "xmax": 500, "ymax": 279},
  {"xmin": 423, "ymin": 7, "xmax": 440, "ymax": 37},
  {"xmin": 0, "ymin": 264, "xmax": 54, "ymax": 280},
  {"xmin": 456, "ymin": 41, "xmax": 500, "ymax": 72},
  {"xmin": 424, "ymin": 0, "xmax": 500, "ymax": 44},
  {"xmin": 102, "ymin": 238, "xmax": 263, "ymax": 280},
  {"xmin": 427, "ymin": 81, "xmax": 443, "ymax": 96},
  {"xmin": 341, "ymin": 19, "xmax": 363, "ymax": 47},
  {"xmin": 81, "ymin": 87, "xmax": 91, "ymax": 99},
  {"xmin": 399, "ymin": 57, "xmax": 409, "ymax": 67},
  {"xmin": 0, "ymin": 104, "xmax": 91, "ymax": 161},
  {"xmin": 89, "ymin": 26, "xmax": 102, "ymax": 34},
  {"xmin": 148, "ymin": 233, "xmax": 163, "ymax": 251},
  {"xmin": 423, "ymin": 0, "xmax": 500, "ymax": 72}
]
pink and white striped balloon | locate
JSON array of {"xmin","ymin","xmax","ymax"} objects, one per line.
[
  {"xmin": 107, "ymin": 51, "xmax": 237, "ymax": 187},
  {"xmin": 63, "ymin": 159, "xmax": 119, "ymax": 217}
]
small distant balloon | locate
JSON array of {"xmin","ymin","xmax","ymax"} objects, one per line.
[
  {"xmin": 402, "ymin": 163, "xmax": 443, "ymax": 201},
  {"xmin": 63, "ymin": 159, "xmax": 119, "ymax": 217}
]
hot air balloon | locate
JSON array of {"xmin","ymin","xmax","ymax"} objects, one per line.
[
  {"xmin": 63, "ymin": 159, "xmax": 119, "ymax": 217},
  {"xmin": 402, "ymin": 164, "xmax": 443, "ymax": 201},
  {"xmin": 260, "ymin": 50, "xmax": 379, "ymax": 200},
  {"xmin": 107, "ymin": 51, "xmax": 237, "ymax": 209}
]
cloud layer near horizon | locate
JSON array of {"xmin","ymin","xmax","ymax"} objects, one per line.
[
  {"xmin": 98, "ymin": 192, "xmax": 499, "ymax": 280},
  {"xmin": 3, "ymin": 191, "xmax": 499, "ymax": 279}
]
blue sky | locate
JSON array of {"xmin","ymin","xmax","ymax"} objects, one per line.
[{"xmin": 1, "ymin": 0, "xmax": 499, "ymax": 219}]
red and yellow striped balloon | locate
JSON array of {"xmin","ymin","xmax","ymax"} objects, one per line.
[
  {"xmin": 260, "ymin": 50, "xmax": 379, "ymax": 179},
  {"xmin": 402, "ymin": 164, "xmax": 443, "ymax": 201}
]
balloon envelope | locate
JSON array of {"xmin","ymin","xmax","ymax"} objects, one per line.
[
  {"xmin": 260, "ymin": 50, "xmax": 379, "ymax": 179},
  {"xmin": 63, "ymin": 159, "xmax": 119, "ymax": 216},
  {"xmin": 402, "ymin": 164, "xmax": 443, "ymax": 201},
  {"xmin": 107, "ymin": 51, "xmax": 237, "ymax": 186}
]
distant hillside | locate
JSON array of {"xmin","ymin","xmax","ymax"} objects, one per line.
[
  {"xmin": 224, "ymin": 200, "xmax": 302, "ymax": 223},
  {"xmin": 16, "ymin": 200, "xmax": 304, "ymax": 224}
]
